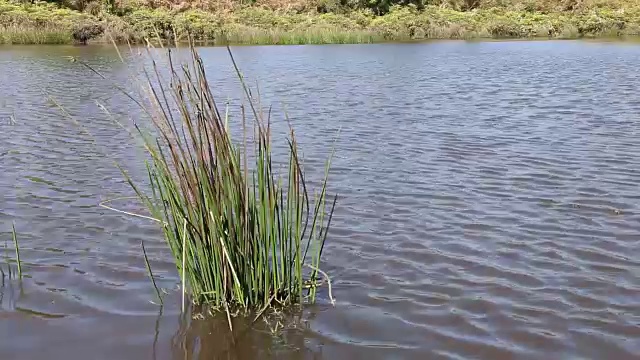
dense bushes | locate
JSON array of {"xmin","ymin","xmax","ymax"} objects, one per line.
[
  {"xmin": 0, "ymin": 0, "xmax": 103, "ymax": 43},
  {"xmin": 0, "ymin": 0, "xmax": 93, "ymax": 27},
  {"xmin": 2, "ymin": 0, "xmax": 640, "ymax": 44}
]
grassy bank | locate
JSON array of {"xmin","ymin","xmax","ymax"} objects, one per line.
[
  {"xmin": 2, "ymin": 0, "xmax": 640, "ymax": 44},
  {"xmin": 0, "ymin": 26, "xmax": 70, "ymax": 45}
]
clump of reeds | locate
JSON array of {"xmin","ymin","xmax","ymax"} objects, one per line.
[
  {"xmin": 1, "ymin": 224, "xmax": 22, "ymax": 284},
  {"xmin": 122, "ymin": 43, "xmax": 337, "ymax": 318}
]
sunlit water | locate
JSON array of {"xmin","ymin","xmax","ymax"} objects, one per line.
[{"xmin": 1, "ymin": 41, "xmax": 639, "ymax": 359}]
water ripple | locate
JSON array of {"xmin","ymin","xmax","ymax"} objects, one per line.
[{"xmin": 2, "ymin": 41, "xmax": 640, "ymax": 359}]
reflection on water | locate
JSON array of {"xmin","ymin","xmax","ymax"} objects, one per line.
[
  {"xmin": 170, "ymin": 306, "xmax": 315, "ymax": 360},
  {"xmin": 1, "ymin": 41, "xmax": 640, "ymax": 359}
]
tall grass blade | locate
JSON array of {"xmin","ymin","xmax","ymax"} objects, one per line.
[
  {"xmin": 5, "ymin": 231, "xmax": 10, "ymax": 280},
  {"xmin": 141, "ymin": 240, "xmax": 163, "ymax": 305},
  {"xmin": 11, "ymin": 223, "xmax": 21, "ymax": 280},
  {"xmin": 181, "ymin": 218, "xmax": 186, "ymax": 313}
]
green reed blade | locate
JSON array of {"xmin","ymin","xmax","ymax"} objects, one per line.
[
  {"xmin": 141, "ymin": 240, "xmax": 163, "ymax": 305},
  {"xmin": 12, "ymin": 223, "xmax": 21, "ymax": 280}
]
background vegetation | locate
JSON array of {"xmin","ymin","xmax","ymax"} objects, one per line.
[{"xmin": 2, "ymin": 0, "xmax": 640, "ymax": 45}]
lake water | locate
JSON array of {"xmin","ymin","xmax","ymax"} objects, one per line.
[{"xmin": 1, "ymin": 40, "xmax": 639, "ymax": 359}]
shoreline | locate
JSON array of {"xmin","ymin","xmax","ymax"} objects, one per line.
[
  {"xmin": 4, "ymin": 36, "xmax": 640, "ymax": 48},
  {"xmin": 2, "ymin": 1, "xmax": 640, "ymax": 45}
]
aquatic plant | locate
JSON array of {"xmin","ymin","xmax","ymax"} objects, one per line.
[
  {"xmin": 1, "ymin": 224, "xmax": 22, "ymax": 283},
  {"xmin": 119, "ymin": 43, "xmax": 337, "ymax": 321}
]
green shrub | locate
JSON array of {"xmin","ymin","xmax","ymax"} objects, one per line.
[
  {"xmin": 4, "ymin": 0, "xmax": 640, "ymax": 44},
  {"xmin": 173, "ymin": 9, "xmax": 222, "ymax": 40},
  {"xmin": 123, "ymin": 8, "xmax": 172, "ymax": 39}
]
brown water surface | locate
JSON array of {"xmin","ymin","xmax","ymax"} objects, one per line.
[{"xmin": 1, "ymin": 41, "xmax": 639, "ymax": 359}]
